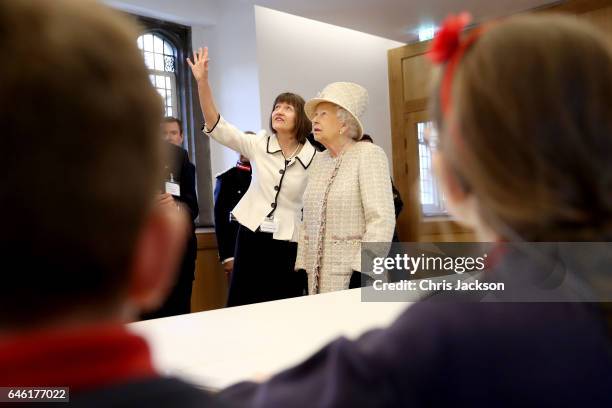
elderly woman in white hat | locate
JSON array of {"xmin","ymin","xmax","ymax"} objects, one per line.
[{"xmin": 296, "ymin": 82, "xmax": 396, "ymax": 294}]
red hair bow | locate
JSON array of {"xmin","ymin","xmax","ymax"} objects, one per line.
[
  {"xmin": 428, "ymin": 12, "xmax": 483, "ymax": 117},
  {"xmin": 429, "ymin": 12, "xmax": 472, "ymax": 63}
]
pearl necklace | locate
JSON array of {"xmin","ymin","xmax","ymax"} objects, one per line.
[{"xmin": 283, "ymin": 143, "xmax": 301, "ymax": 160}]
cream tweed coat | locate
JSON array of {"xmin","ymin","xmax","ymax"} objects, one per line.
[{"xmin": 296, "ymin": 142, "xmax": 395, "ymax": 294}]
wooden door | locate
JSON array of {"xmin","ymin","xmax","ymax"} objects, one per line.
[{"xmin": 388, "ymin": 42, "xmax": 475, "ymax": 242}]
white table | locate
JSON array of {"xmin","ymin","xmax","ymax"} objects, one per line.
[{"xmin": 129, "ymin": 289, "xmax": 409, "ymax": 390}]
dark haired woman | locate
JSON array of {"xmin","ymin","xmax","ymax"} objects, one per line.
[{"xmin": 189, "ymin": 47, "xmax": 315, "ymax": 306}]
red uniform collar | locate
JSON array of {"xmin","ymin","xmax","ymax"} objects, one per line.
[
  {"xmin": 236, "ymin": 161, "xmax": 251, "ymax": 172},
  {"xmin": 0, "ymin": 324, "xmax": 157, "ymax": 392}
]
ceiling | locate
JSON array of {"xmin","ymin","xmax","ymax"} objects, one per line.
[
  {"xmin": 242, "ymin": 0, "xmax": 561, "ymax": 42},
  {"xmin": 108, "ymin": 0, "xmax": 563, "ymax": 43}
]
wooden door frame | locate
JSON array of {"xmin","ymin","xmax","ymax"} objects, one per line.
[
  {"xmin": 388, "ymin": 41, "xmax": 473, "ymax": 242},
  {"xmin": 388, "ymin": 42, "xmax": 427, "ymax": 242}
]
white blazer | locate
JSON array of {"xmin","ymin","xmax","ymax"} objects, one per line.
[{"xmin": 203, "ymin": 116, "xmax": 316, "ymax": 241}]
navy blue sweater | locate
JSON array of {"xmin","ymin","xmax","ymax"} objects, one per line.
[{"xmin": 220, "ymin": 247, "xmax": 612, "ymax": 407}]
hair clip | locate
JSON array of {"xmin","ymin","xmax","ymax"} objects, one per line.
[
  {"xmin": 428, "ymin": 12, "xmax": 485, "ymax": 117},
  {"xmin": 428, "ymin": 12, "xmax": 472, "ymax": 64}
]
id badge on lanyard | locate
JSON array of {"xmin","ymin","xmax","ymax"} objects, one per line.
[
  {"xmin": 260, "ymin": 216, "xmax": 279, "ymax": 233},
  {"xmin": 165, "ymin": 173, "xmax": 181, "ymax": 197}
]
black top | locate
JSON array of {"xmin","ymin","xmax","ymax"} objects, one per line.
[
  {"xmin": 164, "ymin": 142, "xmax": 199, "ymax": 224},
  {"xmin": 214, "ymin": 165, "xmax": 252, "ymax": 262}
]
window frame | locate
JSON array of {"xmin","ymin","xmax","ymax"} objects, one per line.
[
  {"xmin": 134, "ymin": 15, "xmax": 192, "ymax": 150},
  {"xmin": 139, "ymin": 32, "xmax": 179, "ymax": 117},
  {"xmin": 389, "ymin": 41, "xmax": 473, "ymax": 241},
  {"xmin": 417, "ymin": 120, "xmax": 447, "ymax": 217},
  {"xmin": 132, "ymin": 14, "xmax": 213, "ymax": 227}
]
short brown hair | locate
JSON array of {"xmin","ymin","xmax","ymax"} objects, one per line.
[
  {"xmin": 163, "ymin": 116, "xmax": 183, "ymax": 135},
  {"xmin": 434, "ymin": 15, "xmax": 612, "ymax": 241},
  {"xmin": 269, "ymin": 93, "xmax": 311, "ymax": 144},
  {"xmin": 0, "ymin": 0, "xmax": 163, "ymax": 327}
]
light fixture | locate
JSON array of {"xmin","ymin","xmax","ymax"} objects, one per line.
[{"xmin": 417, "ymin": 25, "xmax": 436, "ymax": 41}]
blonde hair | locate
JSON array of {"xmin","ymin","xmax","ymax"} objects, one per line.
[{"xmin": 435, "ymin": 14, "xmax": 612, "ymax": 241}]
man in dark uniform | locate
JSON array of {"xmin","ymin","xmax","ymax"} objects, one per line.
[
  {"xmin": 214, "ymin": 132, "xmax": 253, "ymax": 282},
  {"xmin": 144, "ymin": 117, "xmax": 199, "ymax": 318}
]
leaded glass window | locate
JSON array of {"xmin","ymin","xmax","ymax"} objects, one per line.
[
  {"xmin": 137, "ymin": 33, "xmax": 178, "ymax": 117},
  {"xmin": 418, "ymin": 121, "xmax": 447, "ymax": 216}
]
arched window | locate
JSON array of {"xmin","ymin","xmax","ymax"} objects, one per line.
[
  {"xmin": 131, "ymin": 14, "xmax": 214, "ymax": 227},
  {"xmin": 137, "ymin": 33, "xmax": 178, "ymax": 117}
]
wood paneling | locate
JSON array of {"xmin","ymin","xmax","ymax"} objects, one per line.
[
  {"xmin": 389, "ymin": 46, "xmax": 417, "ymax": 241},
  {"xmin": 402, "ymin": 54, "xmax": 433, "ymax": 102},
  {"xmin": 540, "ymin": 0, "xmax": 612, "ymax": 15},
  {"xmin": 581, "ymin": 5, "xmax": 612, "ymax": 38},
  {"xmin": 420, "ymin": 219, "xmax": 477, "ymax": 242},
  {"xmin": 191, "ymin": 231, "xmax": 228, "ymax": 312},
  {"xmin": 542, "ymin": 0, "xmax": 612, "ymax": 40},
  {"xmin": 388, "ymin": 42, "xmax": 472, "ymax": 243},
  {"xmin": 420, "ymin": 232, "xmax": 477, "ymax": 243}
]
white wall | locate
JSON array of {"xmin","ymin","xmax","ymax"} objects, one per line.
[
  {"xmin": 105, "ymin": 0, "xmax": 219, "ymax": 26},
  {"xmin": 106, "ymin": 0, "xmax": 261, "ymax": 185},
  {"xmin": 254, "ymin": 6, "xmax": 404, "ymax": 165},
  {"xmin": 193, "ymin": 5, "xmax": 262, "ymax": 183},
  {"xmin": 106, "ymin": 0, "xmax": 405, "ymax": 181}
]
